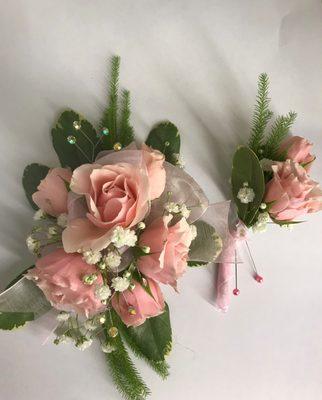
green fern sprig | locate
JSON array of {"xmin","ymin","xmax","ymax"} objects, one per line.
[
  {"xmin": 249, "ymin": 73, "xmax": 273, "ymax": 154},
  {"xmin": 104, "ymin": 327, "xmax": 150, "ymax": 400},
  {"xmin": 263, "ymin": 111, "xmax": 297, "ymax": 160},
  {"xmin": 100, "ymin": 55, "xmax": 121, "ymax": 142},
  {"xmin": 118, "ymin": 319, "xmax": 170, "ymax": 379},
  {"xmin": 119, "ymin": 89, "xmax": 134, "ymax": 146}
]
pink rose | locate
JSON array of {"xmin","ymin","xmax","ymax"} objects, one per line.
[
  {"xmin": 279, "ymin": 136, "xmax": 315, "ymax": 168},
  {"xmin": 26, "ymin": 249, "xmax": 105, "ymax": 317},
  {"xmin": 265, "ymin": 160, "xmax": 322, "ymax": 221},
  {"xmin": 32, "ymin": 168, "xmax": 72, "ymax": 217},
  {"xmin": 138, "ymin": 215, "xmax": 193, "ymax": 288},
  {"xmin": 62, "ymin": 146, "xmax": 166, "ymax": 253},
  {"xmin": 111, "ymin": 278, "xmax": 164, "ymax": 327}
]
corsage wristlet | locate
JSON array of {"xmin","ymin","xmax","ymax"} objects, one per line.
[{"xmin": 0, "ymin": 57, "xmax": 222, "ymax": 400}]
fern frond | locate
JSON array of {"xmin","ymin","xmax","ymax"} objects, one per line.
[
  {"xmin": 119, "ymin": 89, "xmax": 134, "ymax": 146},
  {"xmin": 118, "ymin": 320, "xmax": 170, "ymax": 379},
  {"xmin": 105, "ymin": 328, "xmax": 150, "ymax": 400},
  {"xmin": 263, "ymin": 111, "xmax": 297, "ymax": 160},
  {"xmin": 100, "ymin": 55, "xmax": 120, "ymax": 142},
  {"xmin": 249, "ymin": 73, "xmax": 273, "ymax": 155}
]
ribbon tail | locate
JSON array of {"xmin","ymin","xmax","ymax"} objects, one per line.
[
  {"xmin": 215, "ymin": 262, "xmax": 233, "ymax": 312},
  {"xmin": 215, "ymin": 234, "xmax": 239, "ymax": 312}
]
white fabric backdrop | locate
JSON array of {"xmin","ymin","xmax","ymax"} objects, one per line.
[{"xmin": 0, "ymin": 1, "xmax": 321, "ymax": 399}]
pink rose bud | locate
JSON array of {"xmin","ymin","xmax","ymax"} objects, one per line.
[
  {"xmin": 265, "ymin": 160, "xmax": 322, "ymax": 221},
  {"xmin": 138, "ymin": 215, "xmax": 193, "ymax": 289},
  {"xmin": 278, "ymin": 136, "xmax": 315, "ymax": 169},
  {"xmin": 111, "ymin": 279, "xmax": 165, "ymax": 327},
  {"xmin": 62, "ymin": 146, "xmax": 166, "ymax": 253},
  {"xmin": 32, "ymin": 168, "xmax": 72, "ymax": 217},
  {"xmin": 26, "ymin": 249, "xmax": 105, "ymax": 317}
]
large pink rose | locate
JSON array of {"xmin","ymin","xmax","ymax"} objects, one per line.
[
  {"xmin": 278, "ymin": 136, "xmax": 315, "ymax": 168},
  {"xmin": 138, "ymin": 215, "xmax": 193, "ymax": 288},
  {"xmin": 265, "ymin": 160, "xmax": 322, "ymax": 221},
  {"xmin": 32, "ymin": 168, "xmax": 72, "ymax": 217},
  {"xmin": 62, "ymin": 145, "xmax": 166, "ymax": 253},
  {"xmin": 111, "ymin": 278, "xmax": 164, "ymax": 327},
  {"xmin": 26, "ymin": 249, "xmax": 105, "ymax": 316}
]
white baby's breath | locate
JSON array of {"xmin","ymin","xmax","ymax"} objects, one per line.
[
  {"xmin": 47, "ymin": 226, "xmax": 59, "ymax": 238},
  {"xmin": 83, "ymin": 319, "xmax": 98, "ymax": 331},
  {"xmin": 57, "ymin": 213, "xmax": 68, "ymax": 228},
  {"xmin": 180, "ymin": 204, "xmax": 191, "ymax": 218},
  {"xmin": 104, "ymin": 251, "xmax": 121, "ymax": 270},
  {"xmin": 101, "ymin": 343, "xmax": 116, "ymax": 353},
  {"xmin": 112, "ymin": 276, "xmax": 130, "ymax": 292},
  {"xmin": 26, "ymin": 235, "xmax": 40, "ymax": 254},
  {"xmin": 237, "ymin": 186, "xmax": 255, "ymax": 204},
  {"xmin": 56, "ymin": 311, "xmax": 70, "ymax": 322},
  {"xmin": 164, "ymin": 202, "xmax": 180, "ymax": 214},
  {"xmin": 82, "ymin": 249, "xmax": 102, "ymax": 265},
  {"xmin": 33, "ymin": 209, "xmax": 46, "ymax": 221},
  {"xmin": 95, "ymin": 285, "xmax": 111, "ymax": 301},
  {"xmin": 111, "ymin": 227, "xmax": 137, "ymax": 248},
  {"xmin": 76, "ymin": 338, "xmax": 93, "ymax": 351}
]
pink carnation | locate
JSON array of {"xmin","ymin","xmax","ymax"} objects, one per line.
[
  {"xmin": 265, "ymin": 160, "xmax": 322, "ymax": 221},
  {"xmin": 278, "ymin": 136, "xmax": 315, "ymax": 168},
  {"xmin": 26, "ymin": 249, "xmax": 105, "ymax": 317}
]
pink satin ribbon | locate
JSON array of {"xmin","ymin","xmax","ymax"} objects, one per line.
[{"xmin": 215, "ymin": 221, "xmax": 247, "ymax": 312}]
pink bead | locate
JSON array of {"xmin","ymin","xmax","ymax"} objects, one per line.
[
  {"xmin": 233, "ymin": 288, "xmax": 240, "ymax": 296},
  {"xmin": 255, "ymin": 274, "xmax": 263, "ymax": 283}
]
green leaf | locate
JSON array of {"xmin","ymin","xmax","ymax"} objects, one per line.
[
  {"xmin": 105, "ymin": 311, "xmax": 150, "ymax": 400},
  {"xmin": 22, "ymin": 163, "xmax": 50, "ymax": 210},
  {"xmin": 124, "ymin": 304, "xmax": 172, "ymax": 362},
  {"xmin": 0, "ymin": 311, "xmax": 34, "ymax": 330},
  {"xmin": 187, "ymin": 261, "xmax": 208, "ymax": 267},
  {"xmin": 51, "ymin": 110, "xmax": 103, "ymax": 169},
  {"xmin": 146, "ymin": 121, "xmax": 180, "ymax": 165},
  {"xmin": 5, "ymin": 266, "xmax": 34, "ymax": 290},
  {"xmin": 231, "ymin": 146, "xmax": 265, "ymax": 226}
]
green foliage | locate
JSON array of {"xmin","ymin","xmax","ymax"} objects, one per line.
[
  {"xmin": 263, "ymin": 111, "xmax": 297, "ymax": 160},
  {"xmin": 104, "ymin": 312, "xmax": 150, "ymax": 400},
  {"xmin": 187, "ymin": 261, "xmax": 208, "ymax": 267},
  {"xmin": 114, "ymin": 311, "xmax": 170, "ymax": 379},
  {"xmin": 99, "ymin": 56, "xmax": 135, "ymax": 149},
  {"xmin": 145, "ymin": 121, "xmax": 180, "ymax": 165},
  {"xmin": 101, "ymin": 55, "xmax": 120, "ymax": 136},
  {"xmin": 51, "ymin": 110, "xmax": 101, "ymax": 169},
  {"xmin": 119, "ymin": 89, "xmax": 134, "ymax": 147},
  {"xmin": 188, "ymin": 221, "xmax": 221, "ymax": 263},
  {"xmin": 248, "ymin": 74, "xmax": 297, "ymax": 161},
  {"xmin": 231, "ymin": 146, "xmax": 265, "ymax": 226},
  {"xmin": 0, "ymin": 311, "xmax": 34, "ymax": 330},
  {"xmin": 22, "ymin": 163, "xmax": 50, "ymax": 210},
  {"xmin": 125, "ymin": 304, "xmax": 172, "ymax": 362},
  {"xmin": 249, "ymin": 73, "xmax": 273, "ymax": 154}
]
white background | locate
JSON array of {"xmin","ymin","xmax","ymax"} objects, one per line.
[{"xmin": 0, "ymin": 1, "xmax": 321, "ymax": 399}]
